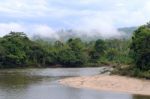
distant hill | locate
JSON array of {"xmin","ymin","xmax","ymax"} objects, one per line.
[
  {"xmin": 32, "ymin": 27, "xmax": 138, "ymax": 41},
  {"xmin": 118, "ymin": 27, "xmax": 138, "ymax": 38}
]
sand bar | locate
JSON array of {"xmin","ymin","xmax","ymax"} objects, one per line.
[{"xmin": 59, "ymin": 75, "xmax": 150, "ymax": 96}]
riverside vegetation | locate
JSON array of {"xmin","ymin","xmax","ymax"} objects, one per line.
[
  {"xmin": 113, "ymin": 23, "xmax": 150, "ymax": 79},
  {"xmin": 0, "ymin": 23, "xmax": 149, "ymax": 79},
  {"xmin": 0, "ymin": 32, "xmax": 132, "ymax": 68}
]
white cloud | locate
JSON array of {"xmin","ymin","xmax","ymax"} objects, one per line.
[
  {"xmin": 32, "ymin": 25, "xmax": 59, "ymax": 39},
  {"xmin": 0, "ymin": 22, "xmax": 123, "ymax": 39},
  {"xmin": 0, "ymin": 0, "xmax": 50, "ymax": 17},
  {"xmin": 116, "ymin": 2, "xmax": 124, "ymax": 7},
  {"xmin": 0, "ymin": 0, "xmax": 150, "ymax": 39},
  {"xmin": 0, "ymin": 23, "xmax": 60, "ymax": 39},
  {"xmin": 77, "ymin": 0, "xmax": 100, "ymax": 5},
  {"xmin": 0, "ymin": 23, "xmax": 25, "ymax": 36},
  {"xmin": 72, "ymin": 14, "xmax": 123, "ymax": 38}
]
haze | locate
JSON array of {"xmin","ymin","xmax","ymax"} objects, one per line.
[{"xmin": 0, "ymin": 0, "xmax": 149, "ymax": 39}]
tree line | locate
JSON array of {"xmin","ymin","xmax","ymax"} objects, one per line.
[
  {"xmin": 114, "ymin": 23, "xmax": 150, "ymax": 79},
  {"xmin": 0, "ymin": 22, "xmax": 149, "ymax": 79},
  {"xmin": 0, "ymin": 32, "xmax": 132, "ymax": 68}
]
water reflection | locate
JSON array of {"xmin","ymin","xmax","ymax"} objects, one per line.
[
  {"xmin": 133, "ymin": 95, "xmax": 150, "ymax": 99},
  {"xmin": 0, "ymin": 71, "xmax": 47, "ymax": 89},
  {"xmin": 0, "ymin": 68, "xmax": 149, "ymax": 99}
]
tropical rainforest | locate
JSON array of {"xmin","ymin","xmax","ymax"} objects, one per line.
[
  {"xmin": 0, "ymin": 32, "xmax": 132, "ymax": 68},
  {"xmin": 0, "ymin": 23, "xmax": 149, "ymax": 78}
]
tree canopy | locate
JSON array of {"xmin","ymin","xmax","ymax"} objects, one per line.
[
  {"xmin": 131, "ymin": 24, "xmax": 150, "ymax": 70},
  {"xmin": 0, "ymin": 32, "xmax": 132, "ymax": 68}
]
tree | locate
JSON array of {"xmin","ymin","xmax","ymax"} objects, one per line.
[
  {"xmin": 106, "ymin": 48, "xmax": 118, "ymax": 61},
  {"xmin": 89, "ymin": 39, "xmax": 106, "ymax": 62},
  {"xmin": 131, "ymin": 24, "xmax": 150, "ymax": 70},
  {"xmin": 57, "ymin": 38, "xmax": 87, "ymax": 66},
  {"xmin": 94, "ymin": 39, "xmax": 106, "ymax": 54},
  {"xmin": 67, "ymin": 38, "xmax": 84, "ymax": 52},
  {"xmin": 0, "ymin": 32, "xmax": 30, "ymax": 67},
  {"xmin": 0, "ymin": 45, "xmax": 6, "ymax": 68},
  {"xmin": 34, "ymin": 40, "xmax": 56, "ymax": 65}
]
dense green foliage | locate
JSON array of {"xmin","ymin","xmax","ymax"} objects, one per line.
[
  {"xmin": 131, "ymin": 25, "xmax": 150, "ymax": 70},
  {"xmin": 0, "ymin": 22, "xmax": 149, "ymax": 80},
  {"xmin": 0, "ymin": 23, "xmax": 149, "ymax": 79},
  {"xmin": 0, "ymin": 32, "xmax": 132, "ymax": 68},
  {"xmin": 113, "ymin": 23, "xmax": 150, "ymax": 79}
]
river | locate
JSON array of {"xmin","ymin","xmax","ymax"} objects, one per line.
[{"xmin": 0, "ymin": 67, "xmax": 149, "ymax": 99}]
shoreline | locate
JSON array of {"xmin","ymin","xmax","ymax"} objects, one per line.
[{"xmin": 59, "ymin": 75, "xmax": 150, "ymax": 96}]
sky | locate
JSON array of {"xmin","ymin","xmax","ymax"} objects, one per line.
[{"xmin": 0, "ymin": 0, "xmax": 150, "ymax": 38}]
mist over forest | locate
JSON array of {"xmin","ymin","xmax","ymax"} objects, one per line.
[
  {"xmin": 31, "ymin": 26, "xmax": 137, "ymax": 41},
  {"xmin": 0, "ymin": 1, "xmax": 150, "ymax": 99}
]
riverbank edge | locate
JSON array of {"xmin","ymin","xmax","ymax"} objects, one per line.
[{"xmin": 59, "ymin": 75, "xmax": 150, "ymax": 96}]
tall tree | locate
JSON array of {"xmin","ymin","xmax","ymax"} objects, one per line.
[
  {"xmin": 89, "ymin": 39, "xmax": 106, "ymax": 62},
  {"xmin": 131, "ymin": 24, "xmax": 150, "ymax": 70},
  {"xmin": 0, "ymin": 32, "xmax": 31, "ymax": 67}
]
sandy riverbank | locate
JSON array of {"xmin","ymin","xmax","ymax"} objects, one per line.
[{"xmin": 59, "ymin": 75, "xmax": 150, "ymax": 96}]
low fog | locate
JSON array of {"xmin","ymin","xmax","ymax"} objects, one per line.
[
  {"xmin": 0, "ymin": 22, "xmax": 131, "ymax": 41},
  {"xmin": 0, "ymin": 0, "xmax": 148, "ymax": 41}
]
